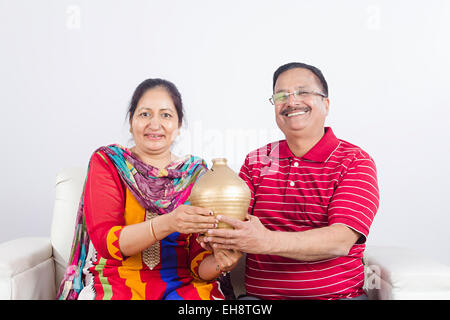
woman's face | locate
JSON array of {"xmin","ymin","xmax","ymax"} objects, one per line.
[{"xmin": 130, "ymin": 87, "xmax": 180, "ymax": 157}]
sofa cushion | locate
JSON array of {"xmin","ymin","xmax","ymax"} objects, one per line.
[{"xmin": 364, "ymin": 246, "xmax": 450, "ymax": 299}]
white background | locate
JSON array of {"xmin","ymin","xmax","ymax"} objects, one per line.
[{"xmin": 1, "ymin": 0, "xmax": 450, "ymax": 265}]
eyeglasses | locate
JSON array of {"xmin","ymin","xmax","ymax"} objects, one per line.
[{"xmin": 269, "ymin": 89, "xmax": 327, "ymax": 105}]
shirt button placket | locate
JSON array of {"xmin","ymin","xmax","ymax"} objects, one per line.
[{"xmin": 288, "ymin": 159, "xmax": 298, "ymax": 187}]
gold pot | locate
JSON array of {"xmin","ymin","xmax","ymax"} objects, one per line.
[{"xmin": 190, "ymin": 158, "xmax": 251, "ymax": 229}]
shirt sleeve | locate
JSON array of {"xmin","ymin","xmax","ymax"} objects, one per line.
[
  {"xmin": 188, "ymin": 233, "xmax": 213, "ymax": 279},
  {"xmin": 83, "ymin": 151, "xmax": 126, "ymax": 260},
  {"xmin": 238, "ymin": 155, "xmax": 256, "ymax": 215},
  {"xmin": 328, "ymin": 157, "xmax": 380, "ymax": 244}
]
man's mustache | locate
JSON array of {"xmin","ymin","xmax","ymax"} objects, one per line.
[{"xmin": 280, "ymin": 106, "xmax": 311, "ymax": 116}]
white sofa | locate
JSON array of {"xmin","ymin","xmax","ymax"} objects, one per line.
[{"xmin": 1, "ymin": 167, "xmax": 450, "ymax": 300}]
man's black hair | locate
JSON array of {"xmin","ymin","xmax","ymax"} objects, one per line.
[{"xmin": 272, "ymin": 62, "xmax": 328, "ymax": 97}]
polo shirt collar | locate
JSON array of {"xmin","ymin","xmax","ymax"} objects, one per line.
[{"xmin": 270, "ymin": 127, "xmax": 339, "ymax": 162}]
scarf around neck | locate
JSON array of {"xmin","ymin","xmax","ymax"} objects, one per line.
[{"xmin": 100, "ymin": 144, "xmax": 207, "ymax": 214}]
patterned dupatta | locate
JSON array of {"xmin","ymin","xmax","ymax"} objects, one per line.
[{"xmin": 56, "ymin": 144, "xmax": 207, "ymax": 300}]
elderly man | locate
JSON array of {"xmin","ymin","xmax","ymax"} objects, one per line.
[{"xmin": 203, "ymin": 62, "xmax": 379, "ymax": 300}]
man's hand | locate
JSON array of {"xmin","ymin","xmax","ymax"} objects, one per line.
[{"xmin": 202, "ymin": 214, "xmax": 272, "ymax": 254}]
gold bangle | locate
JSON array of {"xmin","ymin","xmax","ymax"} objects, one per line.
[{"xmin": 150, "ymin": 218, "xmax": 158, "ymax": 241}]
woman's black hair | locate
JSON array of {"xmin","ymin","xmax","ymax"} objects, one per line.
[
  {"xmin": 127, "ymin": 78, "xmax": 184, "ymax": 126},
  {"xmin": 272, "ymin": 62, "xmax": 328, "ymax": 97}
]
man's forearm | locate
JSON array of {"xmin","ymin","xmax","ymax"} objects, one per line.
[
  {"xmin": 265, "ymin": 224, "xmax": 360, "ymax": 261},
  {"xmin": 204, "ymin": 215, "xmax": 361, "ymax": 262}
]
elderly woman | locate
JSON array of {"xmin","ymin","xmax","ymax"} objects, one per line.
[{"xmin": 57, "ymin": 79, "xmax": 241, "ymax": 300}]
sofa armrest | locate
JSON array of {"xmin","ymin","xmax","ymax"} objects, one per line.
[
  {"xmin": 0, "ymin": 237, "xmax": 55, "ymax": 299},
  {"xmin": 363, "ymin": 246, "xmax": 450, "ymax": 299}
]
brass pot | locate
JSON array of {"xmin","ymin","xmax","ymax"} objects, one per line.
[{"xmin": 190, "ymin": 158, "xmax": 251, "ymax": 229}]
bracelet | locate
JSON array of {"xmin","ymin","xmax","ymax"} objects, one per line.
[
  {"xmin": 149, "ymin": 218, "xmax": 159, "ymax": 241},
  {"xmin": 216, "ymin": 264, "xmax": 230, "ymax": 276}
]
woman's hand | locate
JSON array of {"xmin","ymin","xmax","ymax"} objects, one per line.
[
  {"xmin": 214, "ymin": 248, "xmax": 243, "ymax": 273},
  {"xmin": 197, "ymin": 248, "xmax": 243, "ymax": 281},
  {"xmin": 167, "ymin": 204, "xmax": 218, "ymax": 234}
]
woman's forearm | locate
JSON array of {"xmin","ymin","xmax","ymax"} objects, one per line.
[
  {"xmin": 118, "ymin": 214, "xmax": 173, "ymax": 257},
  {"xmin": 119, "ymin": 217, "xmax": 230, "ymax": 281}
]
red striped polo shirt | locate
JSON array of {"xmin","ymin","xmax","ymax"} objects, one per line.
[{"xmin": 238, "ymin": 127, "xmax": 379, "ymax": 300}]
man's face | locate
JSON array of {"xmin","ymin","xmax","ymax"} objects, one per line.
[{"xmin": 273, "ymin": 68, "xmax": 329, "ymax": 138}]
